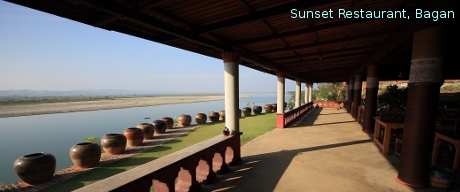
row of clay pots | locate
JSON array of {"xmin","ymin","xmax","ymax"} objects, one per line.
[
  {"xmin": 13, "ymin": 117, "xmax": 176, "ymax": 186},
  {"xmin": 177, "ymin": 112, "xmax": 223, "ymax": 125},
  {"xmin": 263, "ymin": 102, "xmax": 287, "ymax": 113},
  {"xmin": 12, "ymin": 103, "xmax": 285, "ymax": 186}
]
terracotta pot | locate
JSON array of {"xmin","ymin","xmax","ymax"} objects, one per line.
[
  {"xmin": 69, "ymin": 142, "xmax": 101, "ymax": 169},
  {"xmin": 151, "ymin": 120, "xmax": 167, "ymax": 134},
  {"xmin": 284, "ymin": 101, "xmax": 287, "ymax": 110},
  {"xmin": 253, "ymin": 105, "xmax": 262, "ymax": 114},
  {"xmin": 136, "ymin": 123, "xmax": 154, "ymax": 140},
  {"xmin": 13, "ymin": 152, "xmax": 56, "ymax": 185},
  {"xmin": 101, "ymin": 133, "xmax": 127, "ymax": 155},
  {"xmin": 219, "ymin": 110, "xmax": 225, "ymax": 121},
  {"xmin": 264, "ymin": 104, "xmax": 273, "ymax": 113},
  {"xmin": 208, "ymin": 111, "xmax": 220, "ymax": 122},
  {"xmin": 272, "ymin": 103, "xmax": 277, "ymax": 112},
  {"xmin": 178, "ymin": 114, "xmax": 191, "ymax": 126},
  {"xmin": 162, "ymin": 117, "xmax": 174, "ymax": 129},
  {"xmin": 238, "ymin": 109, "xmax": 242, "ymax": 117},
  {"xmin": 242, "ymin": 107, "xmax": 252, "ymax": 116},
  {"xmin": 123, "ymin": 128, "xmax": 144, "ymax": 147},
  {"xmin": 195, "ymin": 113, "xmax": 207, "ymax": 124}
]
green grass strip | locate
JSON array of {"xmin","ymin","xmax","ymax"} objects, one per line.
[{"xmin": 40, "ymin": 113, "xmax": 276, "ymax": 191}]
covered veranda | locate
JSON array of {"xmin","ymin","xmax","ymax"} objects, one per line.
[
  {"xmin": 201, "ymin": 108, "xmax": 457, "ymax": 191},
  {"xmin": 4, "ymin": 0, "xmax": 460, "ymax": 191}
]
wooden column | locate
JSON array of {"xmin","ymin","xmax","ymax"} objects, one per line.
[
  {"xmin": 346, "ymin": 82, "xmax": 349, "ymax": 100},
  {"xmin": 346, "ymin": 79, "xmax": 354, "ymax": 113},
  {"xmin": 351, "ymin": 75, "xmax": 362, "ymax": 119},
  {"xmin": 396, "ymin": 25, "xmax": 445, "ymax": 188},
  {"xmin": 363, "ymin": 65, "xmax": 379, "ymax": 134}
]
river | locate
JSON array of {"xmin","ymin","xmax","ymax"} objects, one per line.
[{"xmin": 0, "ymin": 93, "xmax": 277, "ymax": 185}]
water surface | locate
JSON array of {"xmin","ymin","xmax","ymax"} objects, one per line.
[{"xmin": 0, "ymin": 93, "xmax": 276, "ymax": 184}]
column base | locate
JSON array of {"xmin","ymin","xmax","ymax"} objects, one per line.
[
  {"xmin": 395, "ymin": 177, "xmax": 429, "ymax": 188},
  {"xmin": 276, "ymin": 114, "xmax": 285, "ymax": 129}
]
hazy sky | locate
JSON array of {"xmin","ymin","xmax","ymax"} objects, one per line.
[{"xmin": 0, "ymin": 1, "xmax": 313, "ymax": 93}]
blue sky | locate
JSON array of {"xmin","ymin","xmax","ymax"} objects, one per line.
[{"xmin": 0, "ymin": 1, "xmax": 311, "ymax": 94}]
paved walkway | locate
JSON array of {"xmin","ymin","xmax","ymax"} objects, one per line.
[{"xmin": 203, "ymin": 108, "xmax": 460, "ymax": 192}]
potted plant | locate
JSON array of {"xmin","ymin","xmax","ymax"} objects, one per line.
[{"xmin": 378, "ymin": 84, "xmax": 408, "ymax": 110}]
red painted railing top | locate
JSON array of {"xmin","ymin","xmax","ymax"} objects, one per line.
[
  {"xmin": 277, "ymin": 102, "xmax": 313, "ymax": 128},
  {"xmin": 285, "ymin": 102, "xmax": 312, "ymax": 116}
]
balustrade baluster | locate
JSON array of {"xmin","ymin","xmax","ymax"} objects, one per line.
[
  {"xmin": 212, "ymin": 148, "xmax": 228, "ymax": 174},
  {"xmin": 153, "ymin": 168, "xmax": 179, "ymax": 192},
  {"xmin": 196, "ymin": 152, "xmax": 217, "ymax": 184},
  {"xmin": 176, "ymin": 157, "xmax": 201, "ymax": 192}
]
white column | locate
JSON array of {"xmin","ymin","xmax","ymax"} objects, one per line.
[
  {"xmin": 308, "ymin": 82, "xmax": 313, "ymax": 102},
  {"xmin": 295, "ymin": 79, "xmax": 301, "ymax": 108},
  {"xmin": 304, "ymin": 82, "xmax": 308, "ymax": 104},
  {"xmin": 277, "ymin": 72, "xmax": 285, "ymax": 114},
  {"xmin": 222, "ymin": 52, "xmax": 240, "ymax": 134}
]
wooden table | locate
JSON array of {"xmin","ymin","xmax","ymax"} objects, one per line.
[
  {"xmin": 432, "ymin": 132, "xmax": 460, "ymax": 173},
  {"xmin": 373, "ymin": 117, "xmax": 405, "ymax": 155},
  {"xmin": 357, "ymin": 105, "xmax": 365, "ymax": 122}
]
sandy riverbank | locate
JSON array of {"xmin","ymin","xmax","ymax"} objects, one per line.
[{"xmin": 0, "ymin": 94, "xmax": 251, "ymax": 118}]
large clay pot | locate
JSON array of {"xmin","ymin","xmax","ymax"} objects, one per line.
[
  {"xmin": 151, "ymin": 120, "xmax": 167, "ymax": 134},
  {"xmin": 195, "ymin": 113, "xmax": 207, "ymax": 124},
  {"xmin": 162, "ymin": 117, "xmax": 174, "ymax": 129},
  {"xmin": 69, "ymin": 142, "xmax": 101, "ymax": 169},
  {"xmin": 208, "ymin": 111, "xmax": 219, "ymax": 122},
  {"xmin": 101, "ymin": 133, "xmax": 127, "ymax": 155},
  {"xmin": 219, "ymin": 110, "xmax": 225, "ymax": 121},
  {"xmin": 272, "ymin": 103, "xmax": 277, "ymax": 112},
  {"xmin": 284, "ymin": 101, "xmax": 288, "ymax": 110},
  {"xmin": 136, "ymin": 123, "xmax": 154, "ymax": 140},
  {"xmin": 123, "ymin": 128, "xmax": 144, "ymax": 147},
  {"xmin": 238, "ymin": 109, "xmax": 242, "ymax": 117},
  {"xmin": 253, "ymin": 105, "xmax": 262, "ymax": 114},
  {"xmin": 13, "ymin": 152, "xmax": 56, "ymax": 185},
  {"xmin": 242, "ymin": 107, "xmax": 252, "ymax": 116},
  {"xmin": 264, "ymin": 104, "xmax": 273, "ymax": 113},
  {"xmin": 178, "ymin": 114, "xmax": 191, "ymax": 127}
]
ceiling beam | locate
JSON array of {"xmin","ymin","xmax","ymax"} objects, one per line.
[
  {"xmin": 233, "ymin": 0, "xmax": 253, "ymax": 14},
  {"xmin": 138, "ymin": 0, "xmax": 184, "ymax": 11},
  {"xmin": 93, "ymin": 13, "xmax": 120, "ymax": 26},
  {"xmin": 302, "ymin": 70, "xmax": 357, "ymax": 78},
  {"xmin": 143, "ymin": 7, "xmax": 191, "ymax": 29},
  {"xmin": 161, "ymin": 0, "xmax": 340, "ymax": 43},
  {"xmin": 277, "ymin": 52, "xmax": 369, "ymax": 66},
  {"xmin": 188, "ymin": 0, "xmax": 339, "ymax": 34},
  {"xmin": 231, "ymin": 17, "xmax": 378, "ymax": 47},
  {"xmin": 303, "ymin": 72, "xmax": 356, "ymax": 81},
  {"xmin": 268, "ymin": 45, "xmax": 375, "ymax": 61},
  {"xmin": 252, "ymin": 29, "xmax": 396, "ymax": 55},
  {"xmin": 287, "ymin": 59, "xmax": 362, "ymax": 71}
]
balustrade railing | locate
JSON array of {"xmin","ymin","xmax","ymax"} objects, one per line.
[
  {"xmin": 277, "ymin": 102, "xmax": 313, "ymax": 128},
  {"xmin": 74, "ymin": 134, "xmax": 241, "ymax": 192},
  {"xmin": 313, "ymin": 100, "xmax": 345, "ymax": 109}
]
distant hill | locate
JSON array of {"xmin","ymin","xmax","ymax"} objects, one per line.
[{"xmin": 0, "ymin": 89, "xmax": 166, "ymax": 97}]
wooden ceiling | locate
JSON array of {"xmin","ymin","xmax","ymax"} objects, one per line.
[{"xmin": 6, "ymin": 0, "xmax": 460, "ymax": 82}]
